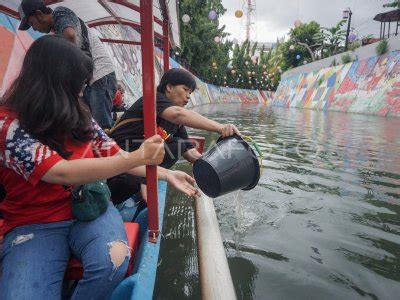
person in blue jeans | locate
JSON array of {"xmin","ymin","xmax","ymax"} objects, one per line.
[
  {"xmin": 18, "ymin": 0, "xmax": 116, "ymax": 129},
  {"xmin": 0, "ymin": 35, "xmax": 198, "ymax": 299}
]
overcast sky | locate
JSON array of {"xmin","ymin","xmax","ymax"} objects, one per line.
[{"xmin": 219, "ymin": 0, "xmax": 394, "ymax": 43}]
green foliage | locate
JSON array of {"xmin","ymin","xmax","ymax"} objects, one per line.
[
  {"xmin": 330, "ymin": 58, "xmax": 337, "ymax": 67},
  {"xmin": 178, "ymin": 0, "xmax": 229, "ymax": 85},
  {"xmin": 349, "ymin": 40, "xmax": 361, "ymax": 51},
  {"xmin": 376, "ymin": 39, "xmax": 389, "ymax": 55},
  {"xmin": 226, "ymin": 40, "xmax": 281, "ymax": 91},
  {"xmin": 314, "ymin": 20, "xmax": 347, "ymax": 59},
  {"xmin": 280, "ymin": 21, "xmax": 321, "ymax": 69},
  {"xmin": 383, "ymin": 1, "xmax": 400, "ymax": 8},
  {"xmin": 341, "ymin": 53, "xmax": 353, "ymax": 64}
]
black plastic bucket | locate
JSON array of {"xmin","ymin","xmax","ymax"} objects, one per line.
[{"xmin": 193, "ymin": 135, "xmax": 260, "ymax": 198}]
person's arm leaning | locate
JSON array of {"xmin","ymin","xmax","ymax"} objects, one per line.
[
  {"xmin": 182, "ymin": 148, "xmax": 202, "ymax": 163},
  {"xmin": 160, "ymin": 107, "xmax": 240, "ymax": 138},
  {"xmin": 41, "ymin": 135, "xmax": 164, "ymax": 186}
]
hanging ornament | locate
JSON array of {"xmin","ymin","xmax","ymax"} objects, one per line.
[
  {"xmin": 263, "ymin": 71, "xmax": 267, "ymax": 75},
  {"xmin": 251, "ymin": 55, "xmax": 258, "ymax": 61},
  {"xmin": 238, "ymin": 74, "xmax": 241, "ymax": 77},
  {"xmin": 252, "ymin": 71, "xmax": 255, "ymax": 75},
  {"xmin": 294, "ymin": 20, "xmax": 302, "ymax": 28},
  {"xmin": 212, "ymin": 62, "xmax": 217, "ymax": 67},
  {"xmin": 231, "ymin": 69, "xmax": 236, "ymax": 75},
  {"xmin": 248, "ymin": 81, "xmax": 252, "ymax": 84},
  {"xmin": 208, "ymin": 10, "xmax": 218, "ymax": 21},
  {"xmin": 303, "ymin": 60, "xmax": 308, "ymax": 65},
  {"xmin": 223, "ymin": 76, "xmax": 227, "ymax": 79},
  {"xmin": 245, "ymin": 61, "xmax": 249, "ymax": 65},
  {"xmin": 224, "ymin": 81, "xmax": 227, "ymax": 85},
  {"xmin": 214, "ymin": 75, "xmax": 218, "ymax": 78},
  {"xmin": 182, "ymin": 14, "xmax": 190, "ymax": 24},
  {"xmin": 262, "ymin": 64, "xmax": 267, "ymax": 69},
  {"xmin": 214, "ymin": 36, "xmax": 221, "ymax": 43},
  {"xmin": 348, "ymin": 32, "xmax": 357, "ymax": 43},
  {"xmin": 289, "ymin": 44, "xmax": 295, "ymax": 51},
  {"xmin": 235, "ymin": 10, "xmax": 243, "ymax": 18},
  {"xmin": 296, "ymin": 54, "xmax": 301, "ymax": 60},
  {"xmin": 213, "ymin": 66, "xmax": 218, "ymax": 70},
  {"xmin": 247, "ymin": 71, "xmax": 251, "ymax": 76},
  {"xmin": 175, "ymin": 52, "xmax": 179, "ymax": 56}
]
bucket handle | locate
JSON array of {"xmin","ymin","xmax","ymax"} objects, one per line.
[{"xmin": 241, "ymin": 135, "xmax": 264, "ymax": 176}]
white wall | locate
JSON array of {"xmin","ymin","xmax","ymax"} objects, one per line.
[{"xmin": 282, "ymin": 36, "xmax": 400, "ymax": 79}]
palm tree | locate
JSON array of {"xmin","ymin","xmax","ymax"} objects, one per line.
[{"xmin": 314, "ymin": 20, "xmax": 347, "ymax": 58}]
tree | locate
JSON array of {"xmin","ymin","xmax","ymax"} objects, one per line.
[
  {"xmin": 280, "ymin": 21, "xmax": 321, "ymax": 69},
  {"xmin": 314, "ymin": 20, "xmax": 347, "ymax": 58},
  {"xmin": 178, "ymin": 0, "xmax": 230, "ymax": 85},
  {"xmin": 383, "ymin": 1, "xmax": 400, "ymax": 8}
]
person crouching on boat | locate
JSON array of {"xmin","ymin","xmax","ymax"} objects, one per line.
[
  {"xmin": 0, "ymin": 35, "xmax": 199, "ymax": 300},
  {"xmin": 107, "ymin": 68, "xmax": 240, "ymax": 202},
  {"xmin": 18, "ymin": 0, "xmax": 117, "ymax": 130}
]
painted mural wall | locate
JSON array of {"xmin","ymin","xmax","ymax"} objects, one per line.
[
  {"xmin": 0, "ymin": 12, "xmax": 271, "ymax": 108},
  {"xmin": 274, "ymin": 50, "xmax": 400, "ymax": 117}
]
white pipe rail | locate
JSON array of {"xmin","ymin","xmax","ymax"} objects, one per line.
[{"xmin": 195, "ymin": 191, "xmax": 237, "ymax": 300}]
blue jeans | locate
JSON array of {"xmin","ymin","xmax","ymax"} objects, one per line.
[
  {"xmin": 0, "ymin": 203, "xmax": 129, "ymax": 300},
  {"xmin": 83, "ymin": 72, "xmax": 116, "ymax": 129}
]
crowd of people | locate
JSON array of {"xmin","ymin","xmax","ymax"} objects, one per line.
[{"xmin": 0, "ymin": 0, "xmax": 240, "ymax": 298}]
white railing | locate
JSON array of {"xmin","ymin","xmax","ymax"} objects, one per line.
[{"xmin": 194, "ymin": 191, "xmax": 237, "ymax": 300}]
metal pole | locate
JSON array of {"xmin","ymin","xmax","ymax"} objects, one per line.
[
  {"xmin": 345, "ymin": 10, "xmax": 352, "ymax": 51},
  {"xmin": 195, "ymin": 192, "xmax": 237, "ymax": 300},
  {"xmin": 383, "ymin": 21, "xmax": 386, "ymax": 40},
  {"xmin": 162, "ymin": 19, "xmax": 170, "ymax": 72},
  {"xmin": 140, "ymin": 0, "xmax": 159, "ymax": 243}
]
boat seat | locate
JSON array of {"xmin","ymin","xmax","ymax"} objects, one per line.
[{"xmin": 0, "ymin": 219, "xmax": 139, "ymax": 281}]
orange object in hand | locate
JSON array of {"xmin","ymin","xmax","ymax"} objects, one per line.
[{"xmin": 156, "ymin": 126, "xmax": 170, "ymax": 141}]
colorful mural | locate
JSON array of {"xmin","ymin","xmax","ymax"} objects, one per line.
[
  {"xmin": 0, "ymin": 12, "xmax": 271, "ymax": 109},
  {"xmin": 0, "ymin": 14, "xmax": 41, "ymax": 97},
  {"xmin": 207, "ymin": 84, "xmax": 264, "ymax": 104},
  {"xmin": 96, "ymin": 24, "xmax": 145, "ymax": 107},
  {"xmin": 274, "ymin": 50, "xmax": 400, "ymax": 117}
]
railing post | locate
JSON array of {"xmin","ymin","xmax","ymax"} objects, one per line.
[
  {"xmin": 140, "ymin": 0, "xmax": 159, "ymax": 243},
  {"xmin": 162, "ymin": 18, "xmax": 170, "ymax": 72}
]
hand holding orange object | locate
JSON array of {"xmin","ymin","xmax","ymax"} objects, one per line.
[{"xmin": 156, "ymin": 126, "xmax": 170, "ymax": 140}]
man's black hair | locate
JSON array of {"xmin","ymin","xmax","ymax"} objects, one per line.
[
  {"xmin": 156, "ymin": 68, "xmax": 197, "ymax": 93},
  {"xmin": 18, "ymin": 0, "xmax": 52, "ymax": 31}
]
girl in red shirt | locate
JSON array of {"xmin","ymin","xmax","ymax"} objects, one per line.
[{"xmin": 0, "ymin": 35, "xmax": 198, "ymax": 299}]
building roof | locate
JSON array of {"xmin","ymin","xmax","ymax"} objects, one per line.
[{"xmin": 374, "ymin": 9, "xmax": 400, "ymax": 22}]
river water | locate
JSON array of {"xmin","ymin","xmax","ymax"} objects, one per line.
[{"xmin": 154, "ymin": 104, "xmax": 400, "ymax": 300}]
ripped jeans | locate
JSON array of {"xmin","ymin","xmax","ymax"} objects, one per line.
[{"xmin": 0, "ymin": 203, "xmax": 129, "ymax": 300}]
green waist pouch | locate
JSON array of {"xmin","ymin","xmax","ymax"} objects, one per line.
[{"xmin": 71, "ymin": 180, "xmax": 111, "ymax": 221}]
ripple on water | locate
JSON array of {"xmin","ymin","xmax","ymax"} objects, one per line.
[{"xmin": 155, "ymin": 105, "xmax": 400, "ymax": 299}]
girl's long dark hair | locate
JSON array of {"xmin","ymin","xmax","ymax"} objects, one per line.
[{"xmin": 2, "ymin": 35, "xmax": 94, "ymax": 158}]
